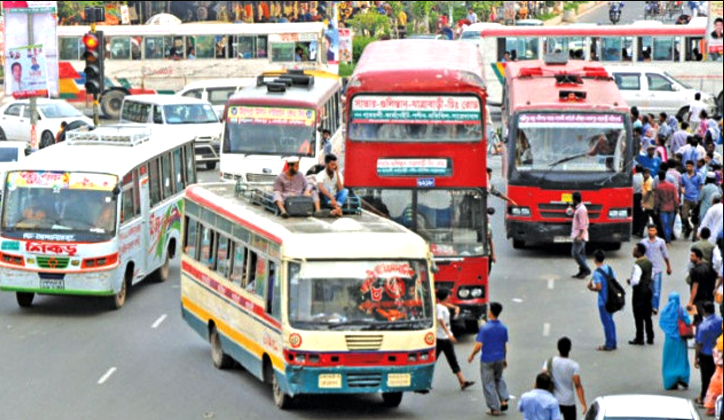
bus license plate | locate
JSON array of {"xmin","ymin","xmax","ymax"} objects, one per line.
[
  {"xmin": 318, "ymin": 374, "xmax": 342, "ymax": 389},
  {"xmin": 387, "ymin": 373, "xmax": 411, "ymax": 388},
  {"xmin": 40, "ymin": 279, "xmax": 64, "ymax": 290},
  {"xmin": 554, "ymin": 236, "xmax": 573, "ymax": 244},
  {"xmin": 561, "ymin": 193, "xmax": 572, "ymax": 203}
]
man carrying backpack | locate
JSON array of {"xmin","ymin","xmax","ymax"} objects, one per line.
[{"xmin": 587, "ymin": 250, "xmax": 618, "ymax": 351}]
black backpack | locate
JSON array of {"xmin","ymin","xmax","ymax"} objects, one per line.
[{"xmin": 597, "ymin": 267, "xmax": 626, "ymax": 313}]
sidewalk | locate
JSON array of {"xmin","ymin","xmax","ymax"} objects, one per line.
[{"xmin": 543, "ymin": 1, "xmax": 607, "ymax": 25}]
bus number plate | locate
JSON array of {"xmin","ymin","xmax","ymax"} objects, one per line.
[
  {"xmin": 561, "ymin": 193, "xmax": 573, "ymax": 203},
  {"xmin": 387, "ymin": 373, "xmax": 411, "ymax": 388},
  {"xmin": 318, "ymin": 374, "xmax": 342, "ymax": 389},
  {"xmin": 40, "ymin": 279, "xmax": 64, "ymax": 290},
  {"xmin": 554, "ymin": 236, "xmax": 574, "ymax": 244}
]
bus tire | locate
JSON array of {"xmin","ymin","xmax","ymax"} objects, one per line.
[
  {"xmin": 109, "ymin": 267, "xmax": 130, "ymax": 310},
  {"xmin": 381, "ymin": 392, "xmax": 403, "ymax": 408},
  {"xmin": 16, "ymin": 292, "xmax": 34, "ymax": 308},
  {"xmin": 512, "ymin": 239, "xmax": 525, "ymax": 249},
  {"xmin": 153, "ymin": 252, "xmax": 171, "ymax": 283},
  {"xmin": 272, "ymin": 371, "xmax": 293, "ymax": 409},
  {"xmin": 465, "ymin": 320, "xmax": 481, "ymax": 334},
  {"xmin": 100, "ymin": 90, "xmax": 127, "ymax": 120},
  {"xmin": 210, "ymin": 325, "xmax": 233, "ymax": 370}
]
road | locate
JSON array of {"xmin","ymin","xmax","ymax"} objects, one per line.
[
  {"xmin": 576, "ymin": 1, "xmax": 686, "ymax": 25},
  {"xmin": 0, "ymin": 154, "xmax": 708, "ymax": 420}
]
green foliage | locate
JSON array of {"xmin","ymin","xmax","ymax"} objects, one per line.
[
  {"xmin": 352, "ymin": 36, "xmax": 377, "ymax": 63},
  {"xmin": 339, "ymin": 62, "xmax": 356, "ymax": 78},
  {"xmin": 347, "ymin": 9, "xmax": 391, "ymax": 37},
  {"xmin": 57, "ymin": 1, "xmax": 124, "ymax": 24}
]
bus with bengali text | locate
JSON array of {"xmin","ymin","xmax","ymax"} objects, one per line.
[
  {"xmin": 0, "ymin": 126, "xmax": 196, "ymax": 309},
  {"xmin": 220, "ymin": 70, "xmax": 343, "ymax": 184},
  {"xmin": 181, "ymin": 182, "xmax": 437, "ymax": 409},
  {"xmin": 461, "ymin": 17, "xmax": 723, "ymax": 112},
  {"xmin": 502, "ymin": 59, "xmax": 634, "ymax": 249},
  {"xmin": 57, "ymin": 22, "xmax": 336, "ymax": 119},
  {"xmin": 344, "ymin": 40, "xmax": 491, "ymax": 332}
]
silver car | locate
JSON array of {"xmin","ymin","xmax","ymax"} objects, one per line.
[{"xmin": 585, "ymin": 395, "xmax": 701, "ymax": 420}]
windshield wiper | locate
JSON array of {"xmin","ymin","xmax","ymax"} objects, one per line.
[
  {"xmin": 327, "ymin": 320, "xmax": 380, "ymax": 330},
  {"xmin": 547, "ymin": 153, "xmax": 587, "ymax": 169}
]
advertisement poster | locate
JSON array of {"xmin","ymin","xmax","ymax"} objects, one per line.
[
  {"xmin": 708, "ymin": 1, "xmax": 723, "ymax": 58},
  {"xmin": 338, "ymin": 28, "xmax": 353, "ymax": 63},
  {"xmin": 227, "ymin": 106, "xmax": 316, "ymax": 127},
  {"xmin": 351, "ymin": 96, "xmax": 482, "ymax": 125},
  {"xmin": 5, "ymin": 44, "xmax": 48, "ymax": 98}
]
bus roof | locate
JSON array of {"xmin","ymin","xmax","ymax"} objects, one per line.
[
  {"xmin": 351, "ymin": 40, "xmax": 486, "ymax": 90},
  {"xmin": 123, "ymin": 94, "xmax": 213, "ymax": 106},
  {"xmin": 13, "ymin": 126, "xmax": 193, "ymax": 178},
  {"xmin": 57, "ymin": 22, "xmax": 326, "ymax": 37},
  {"xmin": 185, "ymin": 183, "xmax": 429, "ymax": 260},
  {"xmin": 477, "ymin": 18, "xmax": 707, "ymax": 37},
  {"xmin": 505, "ymin": 60, "xmax": 629, "ymax": 113},
  {"xmin": 227, "ymin": 74, "xmax": 341, "ymax": 109}
]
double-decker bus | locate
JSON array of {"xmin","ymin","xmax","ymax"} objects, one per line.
[
  {"xmin": 181, "ymin": 183, "xmax": 436, "ymax": 409},
  {"xmin": 502, "ymin": 59, "xmax": 634, "ymax": 249},
  {"xmin": 0, "ymin": 126, "xmax": 196, "ymax": 309},
  {"xmin": 344, "ymin": 40, "xmax": 491, "ymax": 332},
  {"xmin": 57, "ymin": 22, "xmax": 335, "ymax": 118},
  {"xmin": 220, "ymin": 70, "xmax": 343, "ymax": 184},
  {"xmin": 462, "ymin": 17, "xmax": 723, "ymax": 112}
]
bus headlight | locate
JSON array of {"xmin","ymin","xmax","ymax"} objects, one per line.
[
  {"xmin": 471, "ymin": 288, "xmax": 484, "ymax": 298},
  {"xmin": 510, "ymin": 207, "xmax": 531, "ymax": 217},
  {"xmin": 458, "ymin": 288, "xmax": 471, "ymax": 299},
  {"xmin": 608, "ymin": 209, "xmax": 628, "ymax": 219}
]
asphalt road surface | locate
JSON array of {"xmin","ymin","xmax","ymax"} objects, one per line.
[
  {"xmin": 0, "ymin": 156, "xmax": 708, "ymax": 420},
  {"xmin": 577, "ymin": 1, "xmax": 686, "ymax": 25}
]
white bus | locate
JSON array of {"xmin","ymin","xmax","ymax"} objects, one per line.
[
  {"xmin": 57, "ymin": 22, "xmax": 335, "ymax": 118},
  {"xmin": 461, "ymin": 17, "xmax": 723, "ymax": 111},
  {"xmin": 181, "ymin": 183, "xmax": 437, "ymax": 409},
  {"xmin": 0, "ymin": 126, "xmax": 196, "ymax": 309},
  {"xmin": 220, "ymin": 70, "xmax": 343, "ymax": 184}
]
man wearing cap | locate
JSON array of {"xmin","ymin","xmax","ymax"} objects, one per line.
[
  {"xmin": 273, "ymin": 156, "xmax": 321, "ymax": 218},
  {"xmin": 637, "ymin": 141, "xmax": 662, "ymax": 176}
]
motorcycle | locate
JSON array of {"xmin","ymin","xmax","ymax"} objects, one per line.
[{"xmin": 609, "ymin": 1, "xmax": 624, "ymax": 24}]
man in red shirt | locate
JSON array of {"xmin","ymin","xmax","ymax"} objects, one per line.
[{"xmin": 654, "ymin": 171, "xmax": 680, "ymax": 244}]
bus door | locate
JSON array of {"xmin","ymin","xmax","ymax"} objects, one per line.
[{"xmin": 138, "ymin": 166, "xmax": 152, "ymax": 274}]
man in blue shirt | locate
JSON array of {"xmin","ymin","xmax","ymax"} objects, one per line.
[
  {"xmin": 694, "ymin": 302, "xmax": 722, "ymax": 405},
  {"xmin": 518, "ymin": 373, "xmax": 563, "ymax": 420},
  {"xmin": 681, "ymin": 160, "xmax": 703, "ymax": 239},
  {"xmin": 587, "ymin": 249, "xmax": 618, "ymax": 350},
  {"xmin": 468, "ymin": 302, "xmax": 510, "ymax": 416},
  {"xmin": 637, "ymin": 143, "xmax": 662, "ymax": 176}
]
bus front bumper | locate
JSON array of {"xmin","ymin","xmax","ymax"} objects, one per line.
[
  {"xmin": 283, "ymin": 364, "xmax": 435, "ymax": 396},
  {"xmin": 506, "ymin": 220, "xmax": 631, "ymax": 244},
  {"xmin": 0, "ymin": 268, "xmax": 116, "ymax": 296}
]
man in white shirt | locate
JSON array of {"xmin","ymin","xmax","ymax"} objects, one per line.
[
  {"xmin": 467, "ymin": 7, "xmax": 479, "ymax": 23},
  {"xmin": 316, "ymin": 154, "xmax": 348, "ymax": 217},
  {"xmin": 435, "ymin": 289, "xmax": 475, "ymax": 391},
  {"xmin": 688, "ymin": 92, "xmax": 707, "ymax": 129},
  {"xmin": 699, "ymin": 198, "xmax": 723, "ymax": 245},
  {"xmin": 542, "ymin": 337, "xmax": 587, "ymax": 420}
]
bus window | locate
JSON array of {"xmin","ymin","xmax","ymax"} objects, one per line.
[
  {"xmin": 148, "ymin": 159, "xmax": 162, "ymax": 207},
  {"xmin": 544, "ymin": 36, "xmax": 585, "ymax": 59},
  {"xmin": 497, "ymin": 37, "xmax": 539, "ymax": 61},
  {"xmin": 200, "ymin": 225, "xmax": 216, "ymax": 269},
  {"xmin": 216, "ymin": 237, "xmax": 231, "ymax": 278},
  {"xmin": 417, "ymin": 190, "xmax": 486, "ymax": 256},
  {"xmin": 268, "ymin": 261, "xmax": 281, "ymax": 319},
  {"xmin": 110, "ymin": 37, "xmax": 131, "ymax": 60},
  {"xmin": 184, "ymin": 217, "xmax": 199, "ymax": 259},
  {"xmin": 230, "ymin": 243, "xmax": 248, "ymax": 285},
  {"xmin": 646, "ymin": 73, "xmax": 675, "ymax": 92},
  {"xmin": 190, "ymin": 35, "xmax": 215, "ymax": 59},
  {"xmin": 144, "ymin": 36, "xmax": 167, "ymax": 59},
  {"xmin": 161, "ymin": 153, "xmax": 174, "ymax": 198},
  {"xmin": 271, "ymin": 42, "xmax": 295, "ymax": 61},
  {"xmin": 684, "ymin": 37, "xmax": 704, "ymax": 61},
  {"xmin": 153, "ymin": 105, "xmax": 164, "ymax": 124},
  {"xmin": 652, "ymin": 37, "xmax": 677, "ymax": 61},
  {"xmin": 184, "ymin": 144, "xmax": 197, "ymax": 185},
  {"xmin": 215, "ymin": 36, "xmax": 228, "ymax": 58},
  {"xmin": 254, "ymin": 256, "xmax": 267, "ymax": 299},
  {"xmin": 356, "ymin": 189, "xmax": 414, "ymax": 228},
  {"xmin": 173, "ymin": 147, "xmax": 185, "ymax": 192},
  {"xmin": 59, "ymin": 37, "xmax": 81, "ymax": 60},
  {"xmin": 121, "ymin": 186, "xmax": 135, "ymax": 225},
  {"xmin": 245, "ymin": 250, "xmax": 258, "ymax": 291},
  {"xmin": 256, "ymin": 36, "xmax": 268, "ymax": 58},
  {"xmin": 600, "ymin": 37, "xmax": 623, "ymax": 61},
  {"xmin": 233, "ymin": 35, "xmax": 256, "ymax": 58},
  {"xmin": 132, "ymin": 170, "xmax": 141, "ymax": 216},
  {"xmin": 169, "ymin": 36, "xmax": 184, "ymax": 59}
]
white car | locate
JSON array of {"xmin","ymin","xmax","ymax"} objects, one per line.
[
  {"xmin": 0, "ymin": 99, "xmax": 94, "ymax": 149},
  {"xmin": 585, "ymin": 395, "xmax": 701, "ymax": 420},
  {"xmin": 177, "ymin": 78, "xmax": 255, "ymax": 119}
]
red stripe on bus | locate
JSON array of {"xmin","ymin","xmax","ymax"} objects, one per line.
[
  {"xmin": 479, "ymin": 26, "xmax": 706, "ymax": 37},
  {"xmin": 185, "ymin": 185, "xmax": 283, "ymax": 245},
  {"xmin": 182, "ymin": 260, "xmax": 282, "ymax": 330}
]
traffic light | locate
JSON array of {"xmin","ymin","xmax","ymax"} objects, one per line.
[{"xmin": 83, "ymin": 31, "xmax": 104, "ymax": 96}]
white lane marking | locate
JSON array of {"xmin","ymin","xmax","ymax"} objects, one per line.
[
  {"xmin": 151, "ymin": 314, "xmax": 168, "ymax": 329},
  {"xmin": 97, "ymin": 367, "xmax": 117, "ymax": 385},
  {"xmin": 548, "ymin": 279, "xmax": 555, "ymax": 290},
  {"xmin": 512, "ymin": 298, "xmax": 523, "ymax": 303},
  {"xmin": 543, "ymin": 323, "xmax": 551, "ymax": 337}
]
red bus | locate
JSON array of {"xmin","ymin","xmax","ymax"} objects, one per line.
[
  {"xmin": 344, "ymin": 40, "xmax": 491, "ymax": 332},
  {"xmin": 502, "ymin": 59, "xmax": 634, "ymax": 249}
]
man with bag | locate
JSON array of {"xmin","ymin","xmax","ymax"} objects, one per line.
[
  {"xmin": 541, "ymin": 337, "xmax": 587, "ymax": 420},
  {"xmin": 587, "ymin": 250, "xmax": 618, "ymax": 351},
  {"xmin": 627, "ymin": 243, "xmax": 655, "ymax": 345},
  {"xmin": 273, "ymin": 156, "xmax": 321, "ymax": 218}
]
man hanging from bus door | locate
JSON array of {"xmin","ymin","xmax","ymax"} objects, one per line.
[{"xmin": 317, "ymin": 154, "xmax": 348, "ymax": 217}]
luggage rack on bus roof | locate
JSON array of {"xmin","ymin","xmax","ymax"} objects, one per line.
[
  {"xmin": 256, "ymin": 69, "xmax": 315, "ymax": 93},
  {"xmin": 234, "ymin": 180, "xmax": 362, "ymax": 217},
  {"xmin": 66, "ymin": 125, "xmax": 151, "ymax": 147}
]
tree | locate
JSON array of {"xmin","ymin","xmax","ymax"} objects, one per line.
[
  {"xmin": 346, "ymin": 9, "xmax": 391, "ymax": 38},
  {"xmin": 57, "ymin": 1, "xmax": 127, "ymax": 25}
]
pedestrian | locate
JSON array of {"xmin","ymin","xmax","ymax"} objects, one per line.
[
  {"xmin": 695, "ymin": 302, "xmax": 723, "ymax": 407},
  {"xmin": 518, "ymin": 373, "xmax": 562, "ymax": 420},
  {"xmin": 680, "ymin": 160, "xmax": 703, "ymax": 240},
  {"xmin": 627, "ymin": 243, "xmax": 654, "ymax": 345},
  {"xmin": 638, "ymin": 142, "xmax": 662, "ymax": 175},
  {"xmin": 434, "ymin": 289, "xmax": 476, "ymax": 391},
  {"xmin": 699, "ymin": 197, "xmax": 723, "ymax": 244},
  {"xmin": 633, "ymin": 165, "xmax": 646, "ymax": 237},
  {"xmin": 587, "ymin": 249, "xmax": 617, "ymax": 351},
  {"xmin": 641, "ymin": 168, "xmax": 656, "ymax": 229},
  {"xmin": 640, "ymin": 224, "xmax": 673, "ymax": 314},
  {"xmin": 654, "ymin": 171, "xmax": 679, "ymax": 244},
  {"xmin": 688, "ymin": 92, "xmax": 707, "ymax": 129},
  {"xmin": 692, "ymin": 228, "xmax": 717, "ymax": 273},
  {"xmin": 666, "ymin": 159, "xmax": 682, "ymax": 191},
  {"xmin": 542, "ymin": 337, "xmax": 587, "ymax": 419},
  {"xmin": 659, "ymin": 292, "xmax": 692, "ymax": 390},
  {"xmin": 570, "ymin": 192, "xmax": 591, "ymax": 279},
  {"xmin": 703, "ymin": 335, "xmax": 723, "ymax": 416},
  {"xmin": 671, "ymin": 122, "xmax": 690, "ymax": 155},
  {"xmin": 631, "ymin": 106, "xmax": 642, "ymax": 129},
  {"xmin": 55, "ymin": 121, "xmax": 68, "ymax": 144},
  {"xmin": 687, "ymin": 248, "xmax": 718, "ymax": 325},
  {"xmin": 468, "ymin": 302, "xmax": 510, "ymax": 416}
]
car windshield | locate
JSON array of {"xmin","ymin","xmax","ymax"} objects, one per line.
[
  {"xmin": 224, "ymin": 106, "xmax": 316, "ymax": 157},
  {"xmin": 1, "ymin": 171, "xmax": 119, "ymax": 241},
  {"xmin": 514, "ymin": 113, "xmax": 628, "ymax": 173},
  {"xmin": 39, "ymin": 102, "xmax": 84, "ymax": 119},
  {"xmin": 664, "ymin": 71, "xmax": 692, "ymax": 90},
  {"xmin": 288, "ymin": 260, "xmax": 434, "ymax": 331},
  {"xmin": 163, "ymin": 104, "xmax": 218, "ymax": 124},
  {"xmin": 0, "ymin": 148, "xmax": 20, "ymax": 162},
  {"xmin": 349, "ymin": 95, "xmax": 483, "ymax": 142}
]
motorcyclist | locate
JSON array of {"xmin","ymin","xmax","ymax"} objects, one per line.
[{"xmin": 609, "ymin": 1, "xmax": 624, "ymax": 24}]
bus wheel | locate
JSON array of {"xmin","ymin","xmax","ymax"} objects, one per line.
[
  {"xmin": 205, "ymin": 161, "xmax": 217, "ymax": 170},
  {"xmin": 153, "ymin": 253, "xmax": 171, "ymax": 283},
  {"xmin": 272, "ymin": 372, "xmax": 293, "ymax": 409},
  {"xmin": 16, "ymin": 292, "xmax": 35, "ymax": 308},
  {"xmin": 381, "ymin": 392, "xmax": 403, "ymax": 408},
  {"xmin": 210, "ymin": 325, "xmax": 233, "ymax": 370},
  {"xmin": 465, "ymin": 320, "xmax": 481, "ymax": 334},
  {"xmin": 100, "ymin": 90, "xmax": 126, "ymax": 120},
  {"xmin": 512, "ymin": 239, "xmax": 525, "ymax": 249},
  {"xmin": 109, "ymin": 276, "xmax": 128, "ymax": 310}
]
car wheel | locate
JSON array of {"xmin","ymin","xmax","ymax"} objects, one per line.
[
  {"xmin": 39, "ymin": 131, "xmax": 55, "ymax": 149},
  {"xmin": 0, "ymin": 127, "xmax": 6, "ymax": 141},
  {"xmin": 205, "ymin": 161, "xmax": 217, "ymax": 170},
  {"xmin": 100, "ymin": 90, "xmax": 126, "ymax": 120},
  {"xmin": 676, "ymin": 106, "xmax": 689, "ymax": 122}
]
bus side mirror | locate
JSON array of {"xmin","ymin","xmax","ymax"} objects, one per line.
[
  {"xmin": 487, "ymin": 207, "xmax": 496, "ymax": 216},
  {"xmin": 112, "ymin": 186, "xmax": 121, "ymax": 197},
  {"xmin": 431, "ymin": 261, "xmax": 440, "ymax": 274}
]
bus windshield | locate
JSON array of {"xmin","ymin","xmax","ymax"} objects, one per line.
[
  {"xmin": 288, "ymin": 260, "xmax": 434, "ymax": 331},
  {"xmin": 224, "ymin": 106, "xmax": 316, "ymax": 157},
  {"xmin": 514, "ymin": 113, "xmax": 628, "ymax": 173},
  {"xmin": 2, "ymin": 171, "xmax": 119, "ymax": 241},
  {"xmin": 348, "ymin": 95, "xmax": 483, "ymax": 143}
]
